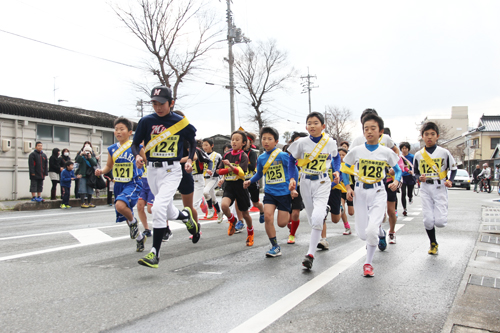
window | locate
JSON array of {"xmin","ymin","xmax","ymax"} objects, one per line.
[
  {"xmin": 37, "ymin": 124, "xmax": 69, "ymax": 142},
  {"xmin": 491, "ymin": 138, "xmax": 500, "ymax": 149},
  {"xmin": 103, "ymin": 132, "xmax": 115, "ymax": 146}
]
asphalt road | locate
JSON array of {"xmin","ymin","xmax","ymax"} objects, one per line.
[{"xmin": 0, "ymin": 188, "xmax": 496, "ymax": 333}]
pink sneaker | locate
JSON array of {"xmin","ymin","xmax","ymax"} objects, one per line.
[
  {"xmin": 199, "ymin": 197, "xmax": 208, "ymax": 214},
  {"xmin": 363, "ymin": 264, "xmax": 374, "ymax": 277}
]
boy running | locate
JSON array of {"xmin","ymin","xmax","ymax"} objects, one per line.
[
  {"xmin": 413, "ymin": 122, "xmax": 457, "ymax": 255},
  {"xmin": 202, "ymin": 138, "xmax": 222, "ymax": 219},
  {"xmin": 243, "ymin": 127, "xmax": 290, "ymax": 257}
]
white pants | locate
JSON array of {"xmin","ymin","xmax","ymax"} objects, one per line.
[
  {"xmin": 193, "ymin": 174, "xmax": 205, "ymax": 207},
  {"xmin": 300, "ymin": 175, "xmax": 331, "ymax": 230},
  {"xmin": 353, "ymin": 182, "xmax": 387, "ymax": 246},
  {"xmin": 148, "ymin": 162, "xmax": 183, "ymax": 228},
  {"xmin": 203, "ymin": 177, "xmax": 218, "ymax": 204},
  {"xmin": 421, "ymin": 182, "xmax": 448, "ymax": 230}
]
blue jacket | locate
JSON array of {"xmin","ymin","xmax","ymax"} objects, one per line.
[{"xmin": 60, "ymin": 169, "xmax": 75, "ymax": 188}]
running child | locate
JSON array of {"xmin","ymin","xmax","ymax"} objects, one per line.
[
  {"xmin": 342, "ymin": 113, "xmax": 401, "ymax": 277},
  {"xmin": 191, "ymin": 141, "xmax": 213, "ymax": 217},
  {"xmin": 399, "ymin": 142, "xmax": 415, "ymax": 217},
  {"xmin": 243, "ymin": 132, "xmax": 265, "ymax": 226},
  {"xmin": 243, "ymin": 126, "xmax": 290, "ymax": 257},
  {"xmin": 413, "ymin": 122, "xmax": 457, "ymax": 255},
  {"xmin": 288, "ymin": 112, "xmax": 341, "ymax": 270},
  {"xmin": 202, "ymin": 138, "xmax": 222, "ymax": 219},
  {"xmin": 95, "ymin": 117, "xmax": 146, "ymax": 251},
  {"xmin": 131, "ymin": 86, "xmax": 200, "ymax": 268},
  {"xmin": 217, "ymin": 130, "xmax": 254, "ymax": 246}
]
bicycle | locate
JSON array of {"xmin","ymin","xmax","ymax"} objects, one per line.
[{"xmin": 479, "ymin": 176, "xmax": 492, "ymax": 193}]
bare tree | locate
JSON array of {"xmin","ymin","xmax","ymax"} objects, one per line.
[
  {"xmin": 324, "ymin": 106, "xmax": 354, "ymax": 143},
  {"xmin": 233, "ymin": 39, "xmax": 296, "ymax": 134},
  {"xmin": 282, "ymin": 131, "xmax": 291, "ymax": 143},
  {"xmin": 112, "ymin": 0, "xmax": 224, "ymax": 100}
]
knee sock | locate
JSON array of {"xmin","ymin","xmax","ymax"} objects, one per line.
[
  {"xmin": 290, "ymin": 220, "xmax": 300, "ymax": 236},
  {"xmin": 270, "ymin": 237, "xmax": 278, "ymax": 247},
  {"xmin": 207, "ymin": 199, "xmax": 213, "ymax": 209},
  {"xmin": 378, "ymin": 226, "xmax": 385, "ymax": 237},
  {"xmin": 228, "ymin": 214, "xmax": 236, "ymax": 223},
  {"xmin": 344, "ymin": 221, "xmax": 351, "ymax": 229},
  {"xmin": 307, "ymin": 229, "xmax": 322, "ymax": 256},
  {"xmin": 152, "ymin": 228, "xmax": 166, "ymax": 257},
  {"xmin": 247, "ymin": 227, "xmax": 254, "ymax": 235},
  {"xmin": 365, "ymin": 245, "xmax": 377, "ymax": 265},
  {"xmin": 214, "ymin": 202, "xmax": 221, "ymax": 213},
  {"xmin": 426, "ymin": 227, "xmax": 437, "ymax": 244}
]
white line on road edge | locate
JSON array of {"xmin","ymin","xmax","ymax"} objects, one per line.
[
  {"xmin": 229, "ymin": 224, "xmax": 405, "ymax": 333},
  {"xmin": 0, "ymin": 208, "xmax": 114, "ymax": 221},
  {"xmin": 402, "ymin": 217, "xmax": 414, "ymax": 221}
]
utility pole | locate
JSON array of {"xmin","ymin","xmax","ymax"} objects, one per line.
[
  {"xmin": 301, "ymin": 67, "xmax": 318, "ymax": 114},
  {"xmin": 226, "ymin": 0, "xmax": 250, "ymax": 132}
]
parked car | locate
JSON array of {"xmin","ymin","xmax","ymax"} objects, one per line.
[{"xmin": 448, "ymin": 169, "xmax": 471, "ymax": 190}]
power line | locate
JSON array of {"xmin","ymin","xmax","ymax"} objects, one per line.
[{"xmin": 0, "ymin": 28, "xmax": 143, "ymax": 70}]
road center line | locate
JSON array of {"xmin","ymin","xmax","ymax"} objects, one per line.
[{"xmin": 229, "ymin": 224, "xmax": 405, "ymax": 333}]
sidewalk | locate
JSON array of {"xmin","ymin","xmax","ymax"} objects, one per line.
[{"xmin": 442, "ymin": 205, "xmax": 500, "ymax": 333}]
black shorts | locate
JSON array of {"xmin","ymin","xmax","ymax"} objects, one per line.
[
  {"xmin": 341, "ymin": 192, "xmax": 353, "ymax": 206},
  {"xmin": 30, "ymin": 179, "xmax": 44, "ymax": 193},
  {"xmin": 385, "ymin": 181, "xmax": 397, "ymax": 202},
  {"xmin": 247, "ymin": 182, "xmax": 260, "ymax": 203},
  {"xmin": 327, "ymin": 188, "xmax": 342, "ymax": 215},
  {"xmin": 178, "ymin": 167, "xmax": 194, "ymax": 195},
  {"xmin": 263, "ymin": 193, "xmax": 291, "ymax": 212},
  {"xmin": 224, "ymin": 180, "xmax": 250, "ymax": 211},
  {"xmin": 291, "ymin": 186, "xmax": 304, "ymax": 211}
]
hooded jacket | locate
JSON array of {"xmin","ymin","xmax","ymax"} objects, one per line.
[
  {"xmin": 49, "ymin": 148, "xmax": 61, "ymax": 174},
  {"xmin": 29, "ymin": 149, "xmax": 48, "ymax": 180}
]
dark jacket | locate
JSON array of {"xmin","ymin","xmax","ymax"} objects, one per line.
[
  {"xmin": 29, "ymin": 149, "xmax": 48, "ymax": 180},
  {"xmin": 49, "ymin": 148, "xmax": 61, "ymax": 174},
  {"xmin": 473, "ymin": 168, "xmax": 481, "ymax": 183},
  {"xmin": 75, "ymin": 154, "xmax": 97, "ymax": 178},
  {"xmin": 59, "ymin": 154, "xmax": 71, "ymax": 169}
]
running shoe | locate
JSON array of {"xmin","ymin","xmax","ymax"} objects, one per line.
[
  {"xmin": 81, "ymin": 204, "xmax": 89, "ymax": 208},
  {"xmin": 136, "ymin": 235, "xmax": 147, "ymax": 252},
  {"xmin": 389, "ymin": 232, "xmax": 396, "ymax": 244},
  {"xmin": 428, "ymin": 242, "xmax": 439, "ymax": 255},
  {"xmin": 228, "ymin": 220, "xmax": 236, "ymax": 236},
  {"xmin": 31, "ymin": 197, "xmax": 37, "ymax": 202},
  {"xmin": 246, "ymin": 234, "xmax": 254, "ymax": 246},
  {"xmin": 378, "ymin": 229, "xmax": 387, "ymax": 251},
  {"xmin": 343, "ymin": 228, "xmax": 351, "ymax": 235},
  {"xmin": 287, "ymin": 235, "xmax": 295, "ymax": 244},
  {"xmin": 266, "ymin": 246, "xmax": 282, "ymax": 257},
  {"xmin": 259, "ymin": 213, "xmax": 265, "ymax": 223},
  {"xmin": 409, "ymin": 197, "xmax": 413, "ymax": 205},
  {"xmin": 403, "ymin": 209, "xmax": 407, "ymax": 216},
  {"xmin": 143, "ymin": 229, "xmax": 152, "ymax": 238},
  {"xmin": 60, "ymin": 204, "xmax": 66, "ymax": 209},
  {"xmin": 235, "ymin": 220, "xmax": 245, "ymax": 233},
  {"xmin": 363, "ymin": 264, "xmax": 374, "ymax": 277},
  {"xmin": 88, "ymin": 203, "xmax": 96, "ymax": 208},
  {"xmin": 302, "ymin": 254, "xmax": 314, "ymax": 270},
  {"xmin": 191, "ymin": 231, "xmax": 201, "ymax": 244},
  {"xmin": 217, "ymin": 213, "xmax": 224, "ymax": 224},
  {"xmin": 206, "ymin": 208, "xmax": 215, "ymax": 219},
  {"xmin": 65, "ymin": 205, "xmax": 72, "ymax": 209},
  {"xmin": 200, "ymin": 197, "xmax": 208, "ymax": 214},
  {"xmin": 128, "ymin": 219, "xmax": 139, "ymax": 239},
  {"xmin": 162, "ymin": 227, "xmax": 172, "ymax": 242},
  {"xmin": 138, "ymin": 252, "xmax": 158, "ymax": 268},
  {"xmin": 182, "ymin": 207, "xmax": 200, "ymax": 236},
  {"xmin": 37, "ymin": 197, "xmax": 45, "ymax": 202},
  {"xmin": 317, "ymin": 238, "xmax": 329, "ymax": 250}
]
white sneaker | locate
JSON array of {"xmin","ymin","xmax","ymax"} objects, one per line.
[
  {"xmin": 317, "ymin": 238, "xmax": 329, "ymax": 250},
  {"xmin": 207, "ymin": 208, "xmax": 215, "ymax": 219},
  {"xmin": 217, "ymin": 213, "xmax": 224, "ymax": 224},
  {"xmin": 389, "ymin": 233, "xmax": 396, "ymax": 244}
]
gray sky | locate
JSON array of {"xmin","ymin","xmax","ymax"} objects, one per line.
[{"xmin": 1, "ymin": 0, "xmax": 499, "ymax": 144}]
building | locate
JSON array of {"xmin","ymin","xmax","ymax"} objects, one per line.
[
  {"xmin": 0, "ymin": 95, "xmax": 133, "ymax": 200},
  {"xmin": 419, "ymin": 106, "xmax": 469, "ymax": 146}
]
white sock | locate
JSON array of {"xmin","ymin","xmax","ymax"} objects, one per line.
[
  {"xmin": 136, "ymin": 233, "xmax": 144, "ymax": 241},
  {"xmin": 307, "ymin": 229, "xmax": 322, "ymax": 256},
  {"xmin": 365, "ymin": 245, "xmax": 376, "ymax": 265},
  {"xmin": 378, "ymin": 226, "xmax": 385, "ymax": 237}
]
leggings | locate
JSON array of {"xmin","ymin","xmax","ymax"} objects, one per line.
[
  {"xmin": 51, "ymin": 180, "xmax": 59, "ymax": 200},
  {"xmin": 401, "ymin": 183, "xmax": 414, "ymax": 210}
]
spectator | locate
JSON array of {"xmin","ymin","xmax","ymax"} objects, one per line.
[
  {"xmin": 472, "ymin": 164, "xmax": 481, "ymax": 193},
  {"xmin": 60, "ymin": 161, "xmax": 76, "ymax": 209},
  {"xmin": 28, "ymin": 141, "xmax": 48, "ymax": 202},
  {"xmin": 59, "ymin": 148, "xmax": 71, "ymax": 167},
  {"xmin": 75, "ymin": 144, "xmax": 98, "ymax": 208},
  {"xmin": 74, "ymin": 141, "xmax": 96, "ymax": 199},
  {"xmin": 48, "ymin": 148, "xmax": 62, "ymax": 200}
]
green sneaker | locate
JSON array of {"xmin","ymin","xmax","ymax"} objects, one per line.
[
  {"xmin": 138, "ymin": 252, "xmax": 159, "ymax": 268},
  {"xmin": 60, "ymin": 204, "xmax": 66, "ymax": 209},
  {"xmin": 136, "ymin": 235, "xmax": 147, "ymax": 252},
  {"xmin": 182, "ymin": 207, "xmax": 200, "ymax": 243}
]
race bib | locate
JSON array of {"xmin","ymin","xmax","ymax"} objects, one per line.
[
  {"xmin": 302, "ymin": 153, "xmax": 328, "ymax": 175},
  {"xmin": 225, "ymin": 163, "xmax": 240, "ymax": 181},
  {"xmin": 150, "ymin": 134, "xmax": 179, "ymax": 158},
  {"xmin": 419, "ymin": 158, "xmax": 442, "ymax": 179},
  {"xmin": 245, "ymin": 170, "xmax": 255, "ymax": 180},
  {"xmin": 192, "ymin": 161, "xmax": 199, "ymax": 175},
  {"xmin": 113, "ymin": 162, "xmax": 133, "ymax": 183},
  {"xmin": 266, "ymin": 163, "xmax": 285, "ymax": 184},
  {"xmin": 358, "ymin": 159, "xmax": 385, "ymax": 181},
  {"xmin": 203, "ymin": 162, "xmax": 209, "ymax": 176}
]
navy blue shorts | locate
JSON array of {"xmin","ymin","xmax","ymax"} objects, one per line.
[
  {"xmin": 341, "ymin": 192, "xmax": 353, "ymax": 206},
  {"xmin": 139, "ymin": 177, "xmax": 155, "ymax": 205},
  {"xmin": 263, "ymin": 193, "xmax": 291, "ymax": 212},
  {"xmin": 385, "ymin": 181, "xmax": 397, "ymax": 202},
  {"xmin": 327, "ymin": 188, "xmax": 342, "ymax": 215},
  {"xmin": 178, "ymin": 166, "xmax": 194, "ymax": 195},
  {"xmin": 114, "ymin": 179, "xmax": 142, "ymax": 222}
]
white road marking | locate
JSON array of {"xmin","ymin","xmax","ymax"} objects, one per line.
[
  {"xmin": 408, "ymin": 212, "xmax": 420, "ymax": 216},
  {"xmin": 402, "ymin": 217, "xmax": 414, "ymax": 221},
  {"xmin": 69, "ymin": 229, "xmax": 113, "ymax": 245},
  {"xmin": 230, "ymin": 224, "xmax": 405, "ymax": 333},
  {"xmin": 0, "ymin": 208, "xmax": 114, "ymax": 221}
]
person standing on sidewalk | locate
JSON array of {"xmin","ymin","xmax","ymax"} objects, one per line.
[
  {"xmin": 472, "ymin": 164, "xmax": 481, "ymax": 192},
  {"xmin": 60, "ymin": 161, "xmax": 76, "ymax": 208},
  {"xmin": 75, "ymin": 145, "xmax": 98, "ymax": 208},
  {"xmin": 49, "ymin": 148, "xmax": 62, "ymax": 200},
  {"xmin": 28, "ymin": 142, "xmax": 48, "ymax": 202}
]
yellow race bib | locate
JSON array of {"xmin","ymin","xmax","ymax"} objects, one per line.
[
  {"xmin": 358, "ymin": 159, "xmax": 385, "ymax": 181},
  {"xmin": 113, "ymin": 162, "xmax": 133, "ymax": 183},
  {"xmin": 419, "ymin": 158, "xmax": 442, "ymax": 179},
  {"xmin": 302, "ymin": 153, "xmax": 328, "ymax": 175},
  {"xmin": 150, "ymin": 134, "xmax": 179, "ymax": 158},
  {"xmin": 225, "ymin": 163, "xmax": 241, "ymax": 181},
  {"xmin": 266, "ymin": 163, "xmax": 286, "ymax": 184}
]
